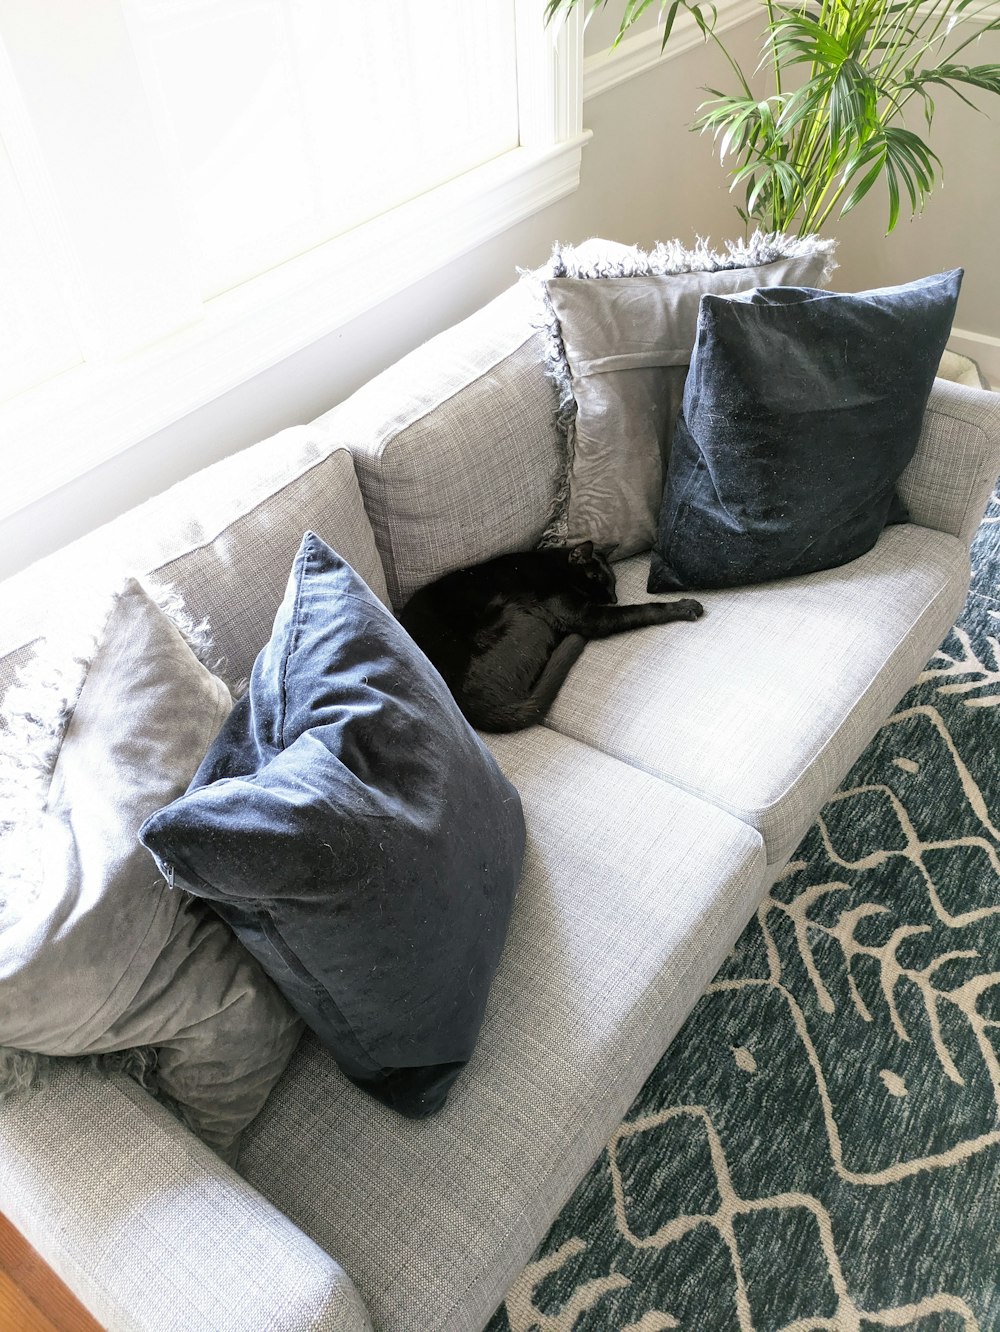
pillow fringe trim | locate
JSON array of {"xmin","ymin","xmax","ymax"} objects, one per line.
[
  {"xmin": 544, "ymin": 231, "xmax": 838, "ymax": 282},
  {"xmin": 0, "ymin": 1044, "xmax": 158, "ymax": 1105}
]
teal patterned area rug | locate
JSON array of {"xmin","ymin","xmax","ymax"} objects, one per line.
[{"xmin": 487, "ymin": 486, "xmax": 1000, "ymax": 1332}]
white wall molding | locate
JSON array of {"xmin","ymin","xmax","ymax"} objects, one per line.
[
  {"xmin": 922, "ymin": 1, "xmax": 1000, "ymax": 15},
  {"xmin": 583, "ymin": 0, "xmax": 1000, "ymax": 102},
  {"xmin": 583, "ymin": 0, "xmax": 758, "ymax": 102}
]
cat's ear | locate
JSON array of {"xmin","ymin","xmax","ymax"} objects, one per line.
[{"xmin": 568, "ymin": 541, "xmax": 594, "ymax": 564}]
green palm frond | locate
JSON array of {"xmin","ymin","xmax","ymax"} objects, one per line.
[
  {"xmin": 545, "ymin": 0, "xmax": 1000, "ymax": 235},
  {"xmin": 906, "ymin": 60, "xmax": 1000, "ymax": 102}
]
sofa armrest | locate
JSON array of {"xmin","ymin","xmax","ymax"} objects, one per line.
[
  {"xmin": 898, "ymin": 378, "xmax": 1000, "ymax": 547},
  {"xmin": 0, "ymin": 1063, "xmax": 373, "ymax": 1332}
]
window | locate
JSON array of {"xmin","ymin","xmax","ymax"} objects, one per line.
[
  {"xmin": 128, "ymin": 0, "xmax": 521, "ymax": 300},
  {"xmin": 0, "ymin": 0, "xmax": 586, "ymax": 518}
]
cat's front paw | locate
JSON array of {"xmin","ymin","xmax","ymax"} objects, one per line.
[{"xmin": 674, "ymin": 598, "xmax": 704, "ymax": 620}]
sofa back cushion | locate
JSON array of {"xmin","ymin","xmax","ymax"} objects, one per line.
[
  {"xmin": 0, "ymin": 427, "xmax": 387, "ymax": 699},
  {"xmin": 316, "ymin": 282, "xmax": 563, "ymax": 609}
]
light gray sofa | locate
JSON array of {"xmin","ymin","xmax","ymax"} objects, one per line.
[{"xmin": 1, "ymin": 278, "xmax": 999, "ymax": 1332}]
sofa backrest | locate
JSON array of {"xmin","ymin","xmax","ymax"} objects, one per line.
[
  {"xmin": 0, "ymin": 426, "xmax": 387, "ymax": 700},
  {"xmin": 316, "ymin": 281, "xmax": 563, "ymax": 608},
  {"xmin": 0, "ymin": 278, "xmax": 562, "ymax": 695}
]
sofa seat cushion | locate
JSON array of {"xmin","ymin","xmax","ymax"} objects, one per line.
[
  {"xmin": 544, "ymin": 523, "xmax": 970, "ymax": 866},
  {"xmin": 237, "ymin": 726, "xmax": 765, "ymax": 1332}
]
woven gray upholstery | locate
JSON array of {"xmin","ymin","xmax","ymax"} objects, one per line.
[
  {"xmin": 0, "ymin": 1063, "xmax": 372, "ymax": 1332},
  {"xmin": 238, "ymin": 727, "xmax": 766, "ymax": 1332},
  {"xmin": 317, "ymin": 283, "xmax": 562, "ymax": 608},
  {"xmin": 543, "ymin": 524, "xmax": 971, "ymax": 866},
  {"xmin": 0, "ymin": 429, "xmax": 386, "ymax": 693},
  {"xmin": 899, "ymin": 378, "xmax": 1000, "ymax": 546},
  {"xmin": 2, "ymin": 278, "xmax": 996, "ymax": 1332}
]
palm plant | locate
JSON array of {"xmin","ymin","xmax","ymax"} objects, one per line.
[{"xmin": 546, "ymin": 0, "xmax": 1000, "ymax": 235}]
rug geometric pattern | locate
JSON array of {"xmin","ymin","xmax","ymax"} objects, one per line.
[{"xmin": 486, "ymin": 486, "xmax": 1000, "ymax": 1332}]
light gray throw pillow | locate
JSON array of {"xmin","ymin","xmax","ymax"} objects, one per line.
[
  {"xmin": 530, "ymin": 233, "xmax": 839, "ymax": 556},
  {"xmin": 0, "ymin": 578, "xmax": 302, "ymax": 1162}
]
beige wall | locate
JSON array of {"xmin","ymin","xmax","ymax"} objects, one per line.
[
  {"xmin": 578, "ymin": 31, "xmax": 752, "ymax": 245},
  {"xmin": 584, "ymin": 8, "xmax": 1000, "ymax": 372}
]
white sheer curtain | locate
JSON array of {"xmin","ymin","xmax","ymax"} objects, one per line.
[
  {"xmin": 0, "ymin": 0, "xmax": 519, "ymax": 393},
  {"xmin": 126, "ymin": 0, "xmax": 519, "ymax": 299},
  {"xmin": 0, "ymin": 0, "xmax": 584, "ymax": 518}
]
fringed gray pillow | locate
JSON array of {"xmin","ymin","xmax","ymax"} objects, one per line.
[
  {"xmin": 526, "ymin": 232, "xmax": 839, "ymax": 557},
  {"xmin": 0, "ymin": 578, "xmax": 302, "ymax": 1164}
]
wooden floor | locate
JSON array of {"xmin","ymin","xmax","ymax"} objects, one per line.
[{"xmin": 0, "ymin": 1213, "xmax": 103, "ymax": 1332}]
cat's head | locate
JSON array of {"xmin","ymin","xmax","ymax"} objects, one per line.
[{"xmin": 567, "ymin": 541, "xmax": 618, "ymax": 603}]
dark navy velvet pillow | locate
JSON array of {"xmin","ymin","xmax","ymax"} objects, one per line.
[
  {"xmin": 648, "ymin": 269, "xmax": 963, "ymax": 592},
  {"xmin": 140, "ymin": 532, "xmax": 525, "ymax": 1119}
]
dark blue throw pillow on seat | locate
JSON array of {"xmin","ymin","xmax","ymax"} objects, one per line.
[
  {"xmin": 140, "ymin": 532, "xmax": 525, "ymax": 1118},
  {"xmin": 647, "ymin": 268, "xmax": 963, "ymax": 592}
]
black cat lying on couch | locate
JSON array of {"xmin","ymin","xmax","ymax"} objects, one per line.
[{"xmin": 400, "ymin": 541, "xmax": 703, "ymax": 732}]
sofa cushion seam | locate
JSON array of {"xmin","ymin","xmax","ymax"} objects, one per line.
[{"xmin": 545, "ymin": 539, "xmax": 968, "ymax": 861}]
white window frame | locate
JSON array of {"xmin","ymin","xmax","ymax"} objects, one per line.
[{"xmin": 0, "ymin": 0, "xmax": 588, "ymax": 521}]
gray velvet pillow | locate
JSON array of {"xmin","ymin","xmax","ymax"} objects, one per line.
[
  {"xmin": 648, "ymin": 270, "xmax": 963, "ymax": 591},
  {"xmin": 141, "ymin": 533, "xmax": 525, "ymax": 1121},
  {"xmin": 529, "ymin": 233, "xmax": 838, "ymax": 557},
  {"xmin": 0, "ymin": 579, "xmax": 302, "ymax": 1162}
]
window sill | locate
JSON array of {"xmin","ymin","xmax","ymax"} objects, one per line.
[{"xmin": 0, "ymin": 132, "xmax": 590, "ymax": 522}]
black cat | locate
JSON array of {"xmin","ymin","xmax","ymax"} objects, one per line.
[{"xmin": 399, "ymin": 541, "xmax": 703, "ymax": 732}]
